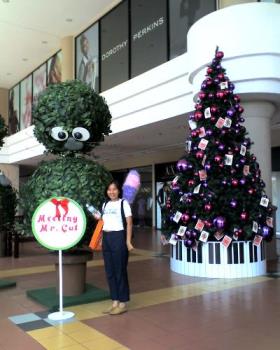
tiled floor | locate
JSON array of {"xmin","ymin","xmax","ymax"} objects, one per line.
[{"xmin": 0, "ymin": 228, "xmax": 280, "ymax": 349}]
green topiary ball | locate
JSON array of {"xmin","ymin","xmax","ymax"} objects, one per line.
[
  {"xmin": 20, "ymin": 157, "xmax": 112, "ymax": 246},
  {"xmin": 32, "ymin": 80, "xmax": 112, "ymax": 155}
]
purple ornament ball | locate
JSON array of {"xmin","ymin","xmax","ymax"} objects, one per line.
[
  {"xmin": 213, "ymin": 216, "xmax": 226, "ymax": 230},
  {"xmin": 227, "ymin": 109, "xmax": 235, "ymax": 117},
  {"xmin": 176, "ymin": 159, "xmax": 188, "ymax": 172},
  {"xmin": 184, "ymin": 239, "xmax": 194, "ymax": 248},
  {"xmin": 262, "ymin": 226, "xmax": 271, "ymax": 238},
  {"xmin": 230, "ymin": 199, "xmax": 237, "ymax": 208}
]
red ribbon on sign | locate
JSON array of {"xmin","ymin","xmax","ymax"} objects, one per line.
[{"xmin": 51, "ymin": 198, "xmax": 69, "ymax": 219}]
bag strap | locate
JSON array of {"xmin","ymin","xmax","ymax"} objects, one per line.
[{"xmin": 121, "ymin": 199, "xmax": 127, "ymax": 230}]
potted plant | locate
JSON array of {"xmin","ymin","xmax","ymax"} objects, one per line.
[{"xmin": 20, "ymin": 80, "xmax": 112, "ymax": 295}]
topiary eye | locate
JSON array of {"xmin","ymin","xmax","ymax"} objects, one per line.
[
  {"xmin": 51, "ymin": 127, "xmax": 68, "ymax": 141},
  {"xmin": 72, "ymin": 127, "xmax": 90, "ymax": 141}
]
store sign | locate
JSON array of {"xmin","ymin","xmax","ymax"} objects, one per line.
[{"xmin": 32, "ymin": 197, "xmax": 86, "ymax": 250}]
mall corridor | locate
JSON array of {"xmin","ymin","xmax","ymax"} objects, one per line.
[{"xmin": 0, "ymin": 229, "xmax": 279, "ymax": 350}]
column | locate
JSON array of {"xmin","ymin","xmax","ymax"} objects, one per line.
[
  {"xmin": 243, "ymin": 100, "xmax": 276, "ymax": 260},
  {"xmin": 0, "ymin": 88, "xmax": 9, "ymax": 124},
  {"xmin": 61, "ymin": 36, "xmax": 74, "ymax": 82}
]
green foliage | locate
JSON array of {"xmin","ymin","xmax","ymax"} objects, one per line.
[
  {"xmin": 0, "ymin": 114, "xmax": 8, "ymax": 148},
  {"xmin": 32, "ymin": 80, "xmax": 112, "ymax": 155},
  {"xmin": 19, "ymin": 157, "xmax": 112, "ymax": 246},
  {"xmin": 0, "ymin": 183, "xmax": 17, "ymax": 230}
]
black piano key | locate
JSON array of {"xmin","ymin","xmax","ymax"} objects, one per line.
[
  {"xmin": 239, "ymin": 242, "xmax": 244, "ymax": 263},
  {"xmin": 227, "ymin": 244, "xmax": 233, "ymax": 264},
  {"xmin": 261, "ymin": 240, "xmax": 265, "ymax": 261},
  {"xmin": 254, "ymin": 244, "xmax": 258, "ymax": 262},
  {"xmin": 178, "ymin": 241, "xmax": 182, "ymax": 261},
  {"xmin": 249, "ymin": 242, "xmax": 253, "ymax": 263},
  {"xmin": 198, "ymin": 243, "xmax": 202, "ymax": 263},
  {"xmin": 215, "ymin": 243, "xmax": 220, "ymax": 264},
  {"xmin": 209, "ymin": 243, "xmax": 214, "ymax": 264},
  {"xmin": 233, "ymin": 243, "xmax": 239, "ymax": 264},
  {"xmin": 192, "ymin": 249, "xmax": 197, "ymax": 263},
  {"xmin": 187, "ymin": 247, "xmax": 191, "ymax": 262}
]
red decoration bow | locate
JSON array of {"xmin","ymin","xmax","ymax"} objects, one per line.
[{"xmin": 51, "ymin": 198, "xmax": 69, "ymax": 220}]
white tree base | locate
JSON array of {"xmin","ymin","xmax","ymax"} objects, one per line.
[
  {"xmin": 48, "ymin": 311, "xmax": 75, "ymax": 321},
  {"xmin": 170, "ymin": 240, "xmax": 266, "ymax": 278}
]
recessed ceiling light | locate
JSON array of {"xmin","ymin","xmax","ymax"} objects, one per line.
[
  {"xmin": 66, "ymin": 18, "xmax": 73, "ymax": 22},
  {"xmin": 6, "ymin": 72, "xmax": 11, "ymax": 76},
  {"xmin": 22, "ymin": 58, "xmax": 28, "ymax": 61},
  {"xmin": 41, "ymin": 40, "xmax": 48, "ymax": 44}
]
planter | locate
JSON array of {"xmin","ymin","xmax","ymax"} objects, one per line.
[
  {"xmin": 55, "ymin": 251, "xmax": 93, "ymax": 296},
  {"xmin": 170, "ymin": 240, "xmax": 266, "ymax": 278}
]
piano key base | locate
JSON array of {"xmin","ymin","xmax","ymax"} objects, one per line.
[{"xmin": 170, "ymin": 240, "xmax": 266, "ymax": 278}]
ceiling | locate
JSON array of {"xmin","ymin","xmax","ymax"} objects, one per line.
[{"xmin": 0, "ymin": 0, "xmax": 120, "ymax": 89}]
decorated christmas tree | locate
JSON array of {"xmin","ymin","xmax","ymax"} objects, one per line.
[{"xmin": 164, "ymin": 49, "xmax": 275, "ymax": 249}]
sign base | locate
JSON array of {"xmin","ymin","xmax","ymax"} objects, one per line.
[{"xmin": 48, "ymin": 311, "xmax": 75, "ymax": 321}]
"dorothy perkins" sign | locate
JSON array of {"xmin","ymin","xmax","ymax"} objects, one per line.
[{"xmin": 32, "ymin": 197, "xmax": 86, "ymax": 250}]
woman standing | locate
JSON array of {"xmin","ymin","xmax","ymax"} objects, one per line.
[{"xmin": 101, "ymin": 180, "xmax": 133, "ymax": 315}]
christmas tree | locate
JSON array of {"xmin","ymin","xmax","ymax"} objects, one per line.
[{"xmin": 164, "ymin": 49, "xmax": 275, "ymax": 249}]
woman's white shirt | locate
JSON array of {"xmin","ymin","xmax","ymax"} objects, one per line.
[{"xmin": 102, "ymin": 199, "xmax": 132, "ymax": 232}]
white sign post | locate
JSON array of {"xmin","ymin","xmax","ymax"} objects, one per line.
[{"xmin": 32, "ymin": 197, "xmax": 86, "ymax": 321}]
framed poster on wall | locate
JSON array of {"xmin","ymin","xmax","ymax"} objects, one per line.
[
  {"xmin": 130, "ymin": 0, "xmax": 168, "ymax": 78},
  {"xmin": 33, "ymin": 63, "xmax": 47, "ymax": 104},
  {"xmin": 100, "ymin": 0, "xmax": 129, "ymax": 91},
  {"xmin": 47, "ymin": 51, "xmax": 62, "ymax": 85},
  {"xmin": 20, "ymin": 75, "xmax": 32, "ymax": 130},
  {"xmin": 8, "ymin": 84, "xmax": 20, "ymax": 135},
  {"xmin": 75, "ymin": 22, "xmax": 99, "ymax": 92},
  {"xmin": 169, "ymin": 0, "xmax": 217, "ymax": 59}
]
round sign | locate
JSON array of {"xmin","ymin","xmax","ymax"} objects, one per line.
[{"xmin": 32, "ymin": 197, "xmax": 87, "ymax": 250}]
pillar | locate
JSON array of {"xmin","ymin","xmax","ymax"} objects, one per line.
[
  {"xmin": 243, "ymin": 100, "xmax": 277, "ymax": 260},
  {"xmin": 61, "ymin": 36, "xmax": 74, "ymax": 82},
  {"xmin": 0, "ymin": 164, "xmax": 19, "ymax": 191},
  {"xmin": 0, "ymin": 88, "xmax": 9, "ymax": 124}
]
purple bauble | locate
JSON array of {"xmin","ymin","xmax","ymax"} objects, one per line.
[
  {"xmin": 177, "ymin": 159, "xmax": 188, "ymax": 172},
  {"xmin": 184, "ymin": 239, "xmax": 194, "ymax": 248},
  {"xmin": 262, "ymin": 226, "xmax": 271, "ymax": 238},
  {"xmin": 205, "ymin": 164, "xmax": 211, "ymax": 171},
  {"xmin": 187, "ymin": 163, "xmax": 193, "ymax": 170},
  {"xmin": 202, "ymin": 182, "xmax": 208, "ymax": 188},
  {"xmin": 227, "ymin": 109, "xmax": 235, "ymax": 117},
  {"xmin": 201, "ymin": 82, "xmax": 207, "ymax": 89},
  {"xmin": 240, "ymin": 158, "xmax": 246, "ymax": 164},
  {"xmin": 221, "ymin": 179, "xmax": 227, "ymax": 186},
  {"xmin": 213, "ymin": 216, "xmax": 226, "ymax": 230},
  {"xmin": 239, "ymin": 178, "xmax": 246, "ymax": 185},
  {"xmin": 192, "ymin": 214, "xmax": 197, "ymax": 220},
  {"xmin": 185, "ymin": 231, "xmax": 191, "ymax": 238},
  {"xmin": 206, "ymin": 129, "xmax": 213, "ymax": 137},
  {"xmin": 218, "ymin": 144, "xmax": 225, "ymax": 151},
  {"xmin": 208, "ymin": 93, "xmax": 215, "ymax": 99},
  {"xmin": 230, "ymin": 199, "xmax": 237, "ymax": 208},
  {"xmin": 191, "ymin": 230, "xmax": 197, "ymax": 239}
]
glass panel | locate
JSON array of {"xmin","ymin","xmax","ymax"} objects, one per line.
[
  {"xmin": 8, "ymin": 84, "xmax": 20, "ymax": 134},
  {"xmin": 100, "ymin": 1, "xmax": 129, "ymax": 91},
  {"xmin": 47, "ymin": 51, "xmax": 62, "ymax": 85},
  {"xmin": 169, "ymin": 0, "xmax": 216, "ymax": 59},
  {"xmin": 76, "ymin": 23, "xmax": 99, "ymax": 92},
  {"xmin": 20, "ymin": 75, "xmax": 32, "ymax": 130},
  {"xmin": 130, "ymin": 0, "xmax": 167, "ymax": 77},
  {"xmin": 33, "ymin": 63, "xmax": 47, "ymax": 104}
]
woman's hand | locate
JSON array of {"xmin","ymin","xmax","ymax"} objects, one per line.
[{"xmin": 127, "ymin": 241, "xmax": 134, "ymax": 251}]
